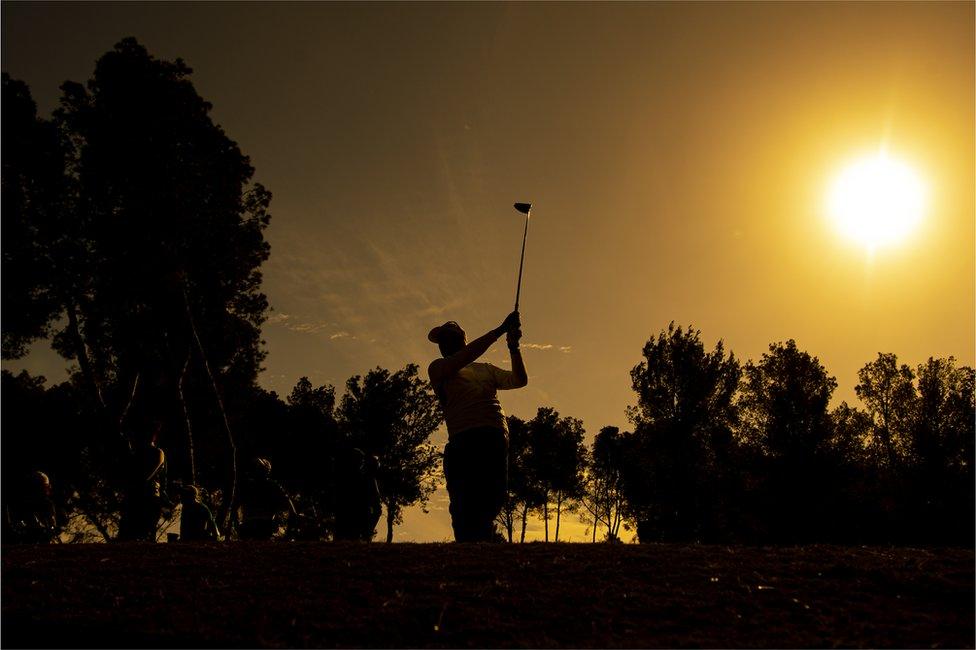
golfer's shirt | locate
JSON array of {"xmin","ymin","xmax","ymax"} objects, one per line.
[{"xmin": 428, "ymin": 361, "xmax": 521, "ymax": 438}]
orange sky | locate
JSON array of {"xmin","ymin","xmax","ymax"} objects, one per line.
[{"xmin": 4, "ymin": 2, "xmax": 973, "ymax": 541}]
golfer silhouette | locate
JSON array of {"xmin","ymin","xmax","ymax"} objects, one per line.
[{"xmin": 428, "ymin": 311, "xmax": 527, "ymax": 541}]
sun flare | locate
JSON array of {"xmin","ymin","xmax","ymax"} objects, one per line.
[{"xmin": 827, "ymin": 153, "xmax": 926, "ymax": 251}]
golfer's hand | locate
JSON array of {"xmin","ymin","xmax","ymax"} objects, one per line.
[
  {"xmin": 499, "ymin": 311, "xmax": 521, "ymax": 334},
  {"xmin": 507, "ymin": 328, "xmax": 522, "ymax": 350}
]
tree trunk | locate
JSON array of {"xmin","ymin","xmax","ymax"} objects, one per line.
[
  {"xmin": 554, "ymin": 494, "xmax": 562, "ymax": 542},
  {"xmin": 64, "ymin": 302, "xmax": 106, "ymax": 413},
  {"xmin": 520, "ymin": 503, "xmax": 529, "ymax": 543},
  {"xmin": 183, "ymin": 284, "xmax": 237, "ymax": 530},
  {"xmin": 176, "ymin": 351, "xmax": 197, "ymax": 484},
  {"xmin": 543, "ymin": 500, "xmax": 549, "ymax": 542},
  {"xmin": 879, "ymin": 400, "xmax": 901, "ymax": 472},
  {"xmin": 506, "ymin": 508, "xmax": 513, "ymax": 543},
  {"xmin": 385, "ymin": 504, "xmax": 395, "ymax": 543},
  {"xmin": 882, "ymin": 425, "xmax": 897, "ymax": 470},
  {"xmin": 611, "ymin": 500, "xmax": 622, "ymax": 538},
  {"xmin": 117, "ymin": 372, "xmax": 141, "ymax": 431},
  {"xmin": 592, "ymin": 509, "xmax": 598, "ymax": 542}
]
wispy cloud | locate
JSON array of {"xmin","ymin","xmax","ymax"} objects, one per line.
[
  {"xmin": 290, "ymin": 322, "xmax": 330, "ymax": 334},
  {"xmin": 262, "ymin": 218, "xmax": 495, "ymax": 368},
  {"xmin": 521, "ymin": 343, "xmax": 573, "ymax": 353},
  {"xmin": 266, "ymin": 312, "xmax": 353, "ymax": 339}
]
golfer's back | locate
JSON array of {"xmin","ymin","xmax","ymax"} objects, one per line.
[{"xmin": 430, "ymin": 361, "xmax": 520, "ymax": 438}]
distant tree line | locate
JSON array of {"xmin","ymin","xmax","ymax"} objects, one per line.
[
  {"xmin": 3, "ymin": 39, "xmax": 972, "ymax": 546},
  {"xmin": 494, "ymin": 325, "xmax": 972, "ymax": 546}
]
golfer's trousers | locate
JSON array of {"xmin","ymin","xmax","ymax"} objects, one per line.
[{"xmin": 443, "ymin": 426, "xmax": 508, "ymax": 542}]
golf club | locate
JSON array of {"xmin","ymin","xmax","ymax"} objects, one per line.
[{"xmin": 513, "ymin": 202, "xmax": 532, "ymax": 311}]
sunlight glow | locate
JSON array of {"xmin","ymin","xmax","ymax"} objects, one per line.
[{"xmin": 827, "ymin": 153, "xmax": 926, "ymax": 251}]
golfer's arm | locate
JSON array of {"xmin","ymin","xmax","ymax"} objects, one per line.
[
  {"xmin": 433, "ymin": 328, "xmax": 504, "ymax": 379},
  {"xmin": 509, "ymin": 348, "xmax": 528, "ymax": 387}
]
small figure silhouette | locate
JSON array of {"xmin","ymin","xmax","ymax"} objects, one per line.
[
  {"xmin": 333, "ymin": 446, "xmax": 382, "ymax": 541},
  {"xmin": 118, "ymin": 421, "xmax": 172, "ymax": 542},
  {"xmin": 4, "ymin": 471, "xmax": 60, "ymax": 543},
  {"xmin": 178, "ymin": 485, "xmax": 220, "ymax": 542},
  {"xmin": 238, "ymin": 457, "xmax": 295, "ymax": 540},
  {"xmin": 427, "ymin": 311, "xmax": 527, "ymax": 542}
]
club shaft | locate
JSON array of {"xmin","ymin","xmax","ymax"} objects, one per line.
[{"xmin": 514, "ymin": 212, "xmax": 529, "ymax": 311}]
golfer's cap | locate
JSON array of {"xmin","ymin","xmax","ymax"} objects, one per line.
[{"xmin": 428, "ymin": 321, "xmax": 461, "ymax": 344}]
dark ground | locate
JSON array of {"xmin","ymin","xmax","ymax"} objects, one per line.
[{"xmin": 2, "ymin": 542, "xmax": 973, "ymax": 648}]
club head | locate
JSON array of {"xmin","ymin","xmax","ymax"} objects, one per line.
[{"xmin": 514, "ymin": 202, "xmax": 532, "ymax": 215}]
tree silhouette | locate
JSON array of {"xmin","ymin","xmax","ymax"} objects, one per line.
[
  {"xmin": 4, "ymin": 39, "xmax": 273, "ymax": 529},
  {"xmin": 739, "ymin": 340, "xmax": 839, "ymax": 542},
  {"xmin": 337, "ymin": 365, "xmax": 442, "ymax": 542},
  {"xmin": 846, "ymin": 353, "xmax": 921, "ymax": 542},
  {"xmin": 910, "ymin": 357, "xmax": 974, "ymax": 543},
  {"xmin": 524, "ymin": 407, "xmax": 586, "ymax": 542},
  {"xmin": 496, "ymin": 415, "xmax": 546, "ymax": 543},
  {"xmin": 824, "ymin": 401, "xmax": 878, "ymax": 540},
  {"xmin": 831, "ymin": 354, "xmax": 976, "ymax": 544},
  {"xmin": 624, "ymin": 323, "xmax": 740, "ymax": 542},
  {"xmin": 275, "ymin": 378, "xmax": 340, "ymax": 538},
  {"xmin": 855, "ymin": 353, "xmax": 917, "ymax": 472},
  {"xmin": 912, "ymin": 358, "xmax": 974, "ymax": 477},
  {"xmin": 1, "ymin": 75, "xmax": 69, "ymax": 360},
  {"xmin": 577, "ymin": 426, "xmax": 629, "ymax": 542}
]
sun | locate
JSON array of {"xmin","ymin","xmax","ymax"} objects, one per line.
[{"xmin": 827, "ymin": 153, "xmax": 926, "ymax": 251}]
